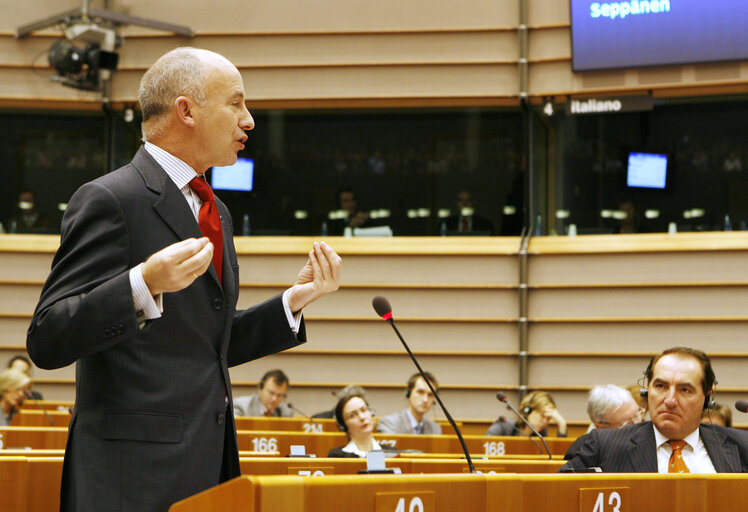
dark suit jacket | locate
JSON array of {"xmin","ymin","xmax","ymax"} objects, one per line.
[
  {"xmin": 560, "ymin": 421, "xmax": 748, "ymax": 473},
  {"xmin": 27, "ymin": 147, "xmax": 306, "ymax": 512}
]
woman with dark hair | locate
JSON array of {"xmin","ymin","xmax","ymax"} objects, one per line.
[{"xmin": 328, "ymin": 393, "xmax": 381, "ymax": 458}]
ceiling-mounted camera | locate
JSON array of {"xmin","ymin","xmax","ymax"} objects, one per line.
[{"xmin": 16, "ymin": 0, "xmax": 193, "ymax": 93}]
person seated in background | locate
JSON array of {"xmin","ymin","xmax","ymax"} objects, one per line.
[
  {"xmin": 377, "ymin": 372, "xmax": 442, "ymax": 435},
  {"xmin": 0, "ymin": 368, "xmax": 31, "ymax": 426},
  {"xmin": 6, "ymin": 189, "xmax": 51, "ymax": 234},
  {"xmin": 328, "ymin": 188, "xmax": 373, "ymax": 235},
  {"xmin": 442, "ymin": 188, "xmax": 494, "ymax": 235},
  {"xmin": 702, "ymin": 403, "xmax": 732, "ymax": 428},
  {"xmin": 328, "ymin": 393, "xmax": 381, "ymax": 458},
  {"xmin": 312, "ymin": 384, "xmax": 368, "ymax": 418},
  {"xmin": 564, "ymin": 384, "xmax": 643, "ymax": 460},
  {"xmin": 487, "ymin": 390, "xmax": 568, "ymax": 437},
  {"xmin": 561, "ymin": 347, "xmax": 748, "ymax": 473},
  {"xmin": 233, "ymin": 369, "xmax": 293, "ymax": 418},
  {"xmin": 7, "ymin": 354, "xmax": 42, "ymax": 399}
]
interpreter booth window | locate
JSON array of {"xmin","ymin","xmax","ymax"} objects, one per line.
[
  {"xmin": 0, "ymin": 113, "xmax": 109, "ymax": 235},
  {"xmin": 208, "ymin": 108, "xmax": 525, "ymax": 236},
  {"xmin": 551, "ymin": 97, "xmax": 748, "ymax": 236}
]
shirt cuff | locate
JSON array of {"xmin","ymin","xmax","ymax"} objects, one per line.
[
  {"xmin": 130, "ymin": 264, "xmax": 163, "ymax": 327},
  {"xmin": 282, "ymin": 288, "xmax": 302, "ymax": 334}
]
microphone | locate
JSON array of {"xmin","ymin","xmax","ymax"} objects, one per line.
[
  {"xmin": 25, "ymin": 390, "xmax": 55, "ymax": 426},
  {"xmin": 496, "ymin": 392, "xmax": 552, "ymax": 460},
  {"xmin": 372, "ymin": 295, "xmax": 475, "ymax": 473},
  {"xmin": 736, "ymin": 400, "xmax": 748, "ymax": 413},
  {"xmin": 287, "ymin": 402, "xmax": 314, "ymax": 421}
]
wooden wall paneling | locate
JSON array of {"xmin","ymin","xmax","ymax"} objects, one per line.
[
  {"xmin": 528, "ymin": 320, "xmax": 748, "ymax": 354},
  {"xmin": 527, "ymin": 286, "xmax": 748, "ymax": 319},
  {"xmin": 528, "ymin": 251, "xmax": 748, "ymax": 285},
  {"xmin": 305, "ymin": 319, "xmax": 519, "ymax": 352}
]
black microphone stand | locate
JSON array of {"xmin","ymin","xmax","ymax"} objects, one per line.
[
  {"xmin": 496, "ymin": 392, "xmax": 552, "ymax": 460},
  {"xmin": 378, "ymin": 310, "xmax": 476, "ymax": 473}
]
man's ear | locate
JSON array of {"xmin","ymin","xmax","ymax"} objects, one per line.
[{"xmin": 174, "ymin": 96, "xmax": 196, "ymax": 128}]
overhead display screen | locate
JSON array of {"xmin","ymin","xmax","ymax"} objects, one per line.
[{"xmin": 570, "ymin": 1, "xmax": 748, "ymax": 71}]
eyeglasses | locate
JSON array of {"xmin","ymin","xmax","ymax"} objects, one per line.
[
  {"xmin": 343, "ymin": 405, "xmax": 371, "ymax": 422},
  {"xmin": 264, "ymin": 390, "xmax": 287, "ymax": 400}
]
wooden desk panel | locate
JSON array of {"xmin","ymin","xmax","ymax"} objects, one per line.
[
  {"xmin": 234, "ymin": 416, "xmax": 458, "ymax": 435},
  {"xmin": 236, "ymin": 430, "xmax": 572, "ymax": 458},
  {"xmin": 26, "ymin": 457, "xmax": 63, "ymax": 512},
  {"xmin": 0, "ymin": 457, "xmax": 29, "ymax": 512},
  {"xmin": 11, "ymin": 409, "xmax": 72, "ymax": 427},
  {"xmin": 302, "ymin": 473, "xmax": 492, "ymax": 512},
  {"xmin": 239, "ymin": 456, "xmax": 564, "ymax": 477},
  {"xmin": 485, "ymin": 473, "xmax": 748, "ymax": 512},
  {"xmin": 171, "ymin": 472, "xmax": 748, "ymax": 512},
  {"xmin": 0, "ymin": 427, "xmax": 68, "ymax": 449}
]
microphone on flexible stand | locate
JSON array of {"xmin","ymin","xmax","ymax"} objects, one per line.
[
  {"xmin": 496, "ymin": 392, "xmax": 552, "ymax": 460},
  {"xmin": 25, "ymin": 390, "xmax": 55, "ymax": 426},
  {"xmin": 372, "ymin": 295, "xmax": 475, "ymax": 473},
  {"xmin": 287, "ymin": 402, "xmax": 314, "ymax": 421},
  {"xmin": 735, "ymin": 400, "xmax": 748, "ymax": 413}
]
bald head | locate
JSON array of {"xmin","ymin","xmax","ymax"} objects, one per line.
[{"xmin": 138, "ymin": 47, "xmax": 231, "ymax": 141}]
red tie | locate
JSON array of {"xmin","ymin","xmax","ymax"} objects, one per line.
[{"xmin": 189, "ymin": 177, "xmax": 223, "ymax": 284}]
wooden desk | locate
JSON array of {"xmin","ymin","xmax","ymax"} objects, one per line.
[
  {"xmin": 11, "ymin": 409, "xmax": 72, "ymax": 427},
  {"xmin": 234, "ymin": 416, "xmax": 458, "ymax": 435},
  {"xmin": 239, "ymin": 456, "xmax": 564, "ymax": 476},
  {"xmin": 236, "ymin": 430, "xmax": 572, "ymax": 457},
  {"xmin": 484, "ymin": 473, "xmax": 748, "ymax": 512},
  {"xmin": 0, "ymin": 426, "xmax": 68, "ymax": 449},
  {"xmin": 0, "ymin": 456, "xmax": 63, "ymax": 512},
  {"xmin": 19, "ymin": 400, "xmax": 74, "ymax": 412},
  {"xmin": 171, "ymin": 472, "xmax": 748, "ymax": 512}
]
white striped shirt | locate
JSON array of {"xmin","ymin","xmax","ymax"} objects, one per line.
[{"xmin": 130, "ymin": 143, "xmax": 300, "ymax": 332}]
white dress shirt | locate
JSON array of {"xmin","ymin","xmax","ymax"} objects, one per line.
[
  {"xmin": 129, "ymin": 142, "xmax": 300, "ymax": 332},
  {"xmin": 653, "ymin": 424, "xmax": 716, "ymax": 474},
  {"xmin": 341, "ymin": 438, "xmax": 382, "ymax": 458}
]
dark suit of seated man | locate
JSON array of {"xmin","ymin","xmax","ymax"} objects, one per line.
[{"xmin": 561, "ymin": 347, "xmax": 748, "ymax": 473}]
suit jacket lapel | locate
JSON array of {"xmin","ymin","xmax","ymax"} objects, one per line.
[
  {"xmin": 626, "ymin": 422, "xmax": 658, "ymax": 472},
  {"xmin": 701, "ymin": 425, "xmax": 738, "ymax": 472},
  {"xmin": 131, "ymin": 147, "xmax": 224, "ymax": 288}
]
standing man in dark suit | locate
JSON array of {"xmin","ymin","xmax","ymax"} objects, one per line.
[
  {"xmin": 26, "ymin": 47, "xmax": 342, "ymax": 512},
  {"xmin": 561, "ymin": 347, "xmax": 748, "ymax": 473}
]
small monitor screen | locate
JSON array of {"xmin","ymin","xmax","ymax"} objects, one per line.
[
  {"xmin": 627, "ymin": 152, "xmax": 667, "ymax": 189},
  {"xmin": 211, "ymin": 158, "xmax": 254, "ymax": 192}
]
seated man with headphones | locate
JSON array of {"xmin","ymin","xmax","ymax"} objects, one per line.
[
  {"xmin": 561, "ymin": 346, "xmax": 748, "ymax": 473},
  {"xmin": 486, "ymin": 390, "xmax": 568, "ymax": 437},
  {"xmin": 233, "ymin": 369, "xmax": 293, "ymax": 418},
  {"xmin": 377, "ymin": 372, "xmax": 442, "ymax": 435},
  {"xmin": 329, "ymin": 393, "xmax": 381, "ymax": 457}
]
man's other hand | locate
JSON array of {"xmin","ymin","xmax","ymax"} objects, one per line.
[{"xmin": 287, "ymin": 241, "xmax": 342, "ymax": 312}]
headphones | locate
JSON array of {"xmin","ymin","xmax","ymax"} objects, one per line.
[
  {"xmin": 334, "ymin": 394, "xmax": 369, "ymax": 433},
  {"xmin": 640, "ymin": 353, "xmax": 717, "ymax": 410}
]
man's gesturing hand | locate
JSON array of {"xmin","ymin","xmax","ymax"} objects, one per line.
[
  {"xmin": 142, "ymin": 238, "xmax": 214, "ymax": 296},
  {"xmin": 287, "ymin": 241, "xmax": 342, "ymax": 313}
]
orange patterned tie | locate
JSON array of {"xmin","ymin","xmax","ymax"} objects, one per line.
[
  {"xmin": 189, "ymin": 176, "xmax": 223, "ymax": 284},
  {"xmin": 668, "ymin": 440, "xmax": 690, "ymax": 473}
]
